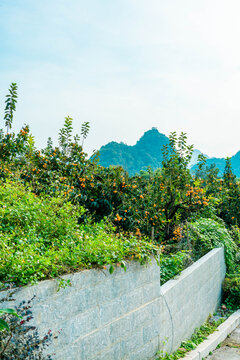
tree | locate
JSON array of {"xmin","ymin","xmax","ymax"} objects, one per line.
[
  {"xmin": 223, "ymin": 157, "xmax": 236, "ymax": 186},
  {"xmin": 4, "ymin": 83, "xmax": 18, "ymax": 133}
]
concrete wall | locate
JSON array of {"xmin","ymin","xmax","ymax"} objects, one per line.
[
  {"xmin": 1, "ymin": 248, "xmax": 226, "ymax": 360},
  {"xmin": 159, "ymin": 248, "xmax": 226, "ymax": 354}
]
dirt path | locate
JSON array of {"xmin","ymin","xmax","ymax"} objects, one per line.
[{"xmin": 205, "ymin": 325, "xmax": 240, "ymax": 360}]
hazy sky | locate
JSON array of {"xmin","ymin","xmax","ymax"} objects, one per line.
[{"xmin": 1, "ymin": 0, "xmax": 240, "ymax": 157}]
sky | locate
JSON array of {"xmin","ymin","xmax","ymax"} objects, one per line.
[{"xmin": 1, "ymin": 0, "xmax": 240, "ymax": 158}]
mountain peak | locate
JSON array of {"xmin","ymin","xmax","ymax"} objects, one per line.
[
  {"xmin": 98, "ymin": 128, "xmax": 169, "ymax": 175},
  {"xmin": 136, "ymin": 128, "xmax": 168, "ymax": 144},
  {"xmin": 98, "ymin": 129, "xmax": 240, "ymax": 177}
]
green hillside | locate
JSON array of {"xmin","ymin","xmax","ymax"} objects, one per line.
[
  {"xmin": 98, "ymin": 128, "xmax": 240, "ymax": 177},
  {"xmin": 98, "ymin": 128, "xmax": 204, "ymax": 175},
  {"xmin": 98, "ymin": 128, "xmax": 169, "ymax": 175}
]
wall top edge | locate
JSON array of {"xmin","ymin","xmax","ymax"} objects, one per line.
[
  {"xmin": 160, "ymin": 247, "xmax": 225, "ymax": 294},
  {"xmin": 1, "ymin": 255, "xmax": 159, "ymax": 297}
]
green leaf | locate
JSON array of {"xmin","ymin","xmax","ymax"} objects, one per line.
[
  {"xmin": 0, "ymin": 308, "xmax": 20, "ymax": 318},
  {"xmin": 0, "ymin": 318, "xmax": 10, "ymax": 331},
  {"xmin": 109, "ymin": 265, "xmax": 114, "ymax": 274},
  {"xmin": 121, "ymin": 261, "xmax": 127, "ymax": 271}
]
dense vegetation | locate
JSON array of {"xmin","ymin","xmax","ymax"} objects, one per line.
[
  {"xmin": 0, "ymin": 83, "xmax": 239, "ymax": 308},
  {"xmin": 0, "ymin": 181, "xmax": 160, "ymax": 286}
]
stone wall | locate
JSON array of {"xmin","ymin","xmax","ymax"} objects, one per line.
[
  {"xmin": 159, "ymin": 248, "xmax": 226, "ymax": 354},
  {"xmin": 1, "ymin": 248, "xmax": 226, "ymax": 360}
]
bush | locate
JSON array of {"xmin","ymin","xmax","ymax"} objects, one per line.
[
  {"xmin": 0, "ymin": 294, "xmax": 53, "ymax": 359},
  {"xmin": 189, "ymin": 218, "xmax": 238, "ymax": 271},
  {"xmin": 0, "ymin": 181, "xmax": 159, "ymax": 286},
  {"xmin": 223, "ymin": 275, "xmax": 240, "ymax": 310},
  {"xmin": 160, "ymin": 251, "xmax": 192, "ymax": 284},
  {"xmin": 230, "ymin": 225, "xmax": 240, "ymax": 248},
  {"xmin": 0, "ymin": 180, "xmax": 84, "ymax": 245},
  {"xmin": 189, "ymin": 218, "xmax": 240, "ymax": 307}
]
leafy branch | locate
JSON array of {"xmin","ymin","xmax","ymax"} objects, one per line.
[{"xmin": 4, "ymin": 83, "xmax": 18, "ymax": 133}]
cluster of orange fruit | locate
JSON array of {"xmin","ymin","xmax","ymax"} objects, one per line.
[
  {"xmin": 172, "ymin": 226, "xmax": 182, "ymax": 242},
  {"xmin": 79, "ymin": 177, "xmax": 86, "ymax": 188},
  {"xmin": 135, "ymin": 228, "xmax": 141, "ymax": 236},
  {"xmin": 20, "ymin": 128, "xmax": 28, "ymax": 136},
  {"xmin": 63, "ymin": 185, "xmax": 74, "ymax": 196},
  {"xmin": 115, "ymin": 213, "xmax": 122, "ymax": 222}
]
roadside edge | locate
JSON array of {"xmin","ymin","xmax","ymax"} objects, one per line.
[{"xmin": 179, "ymin": 310, "xmax": 240, "ymax": 360}]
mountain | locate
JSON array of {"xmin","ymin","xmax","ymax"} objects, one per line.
[
  {"xmin": 98, "ymin": 128, "xmax": 240, "ymax": 177},
  {"xmin": 188, "ymin": 149, "xmax": 208, "ymax": 168},
  {"xmin": 192, "ymin": 151, "xmax": 240, "ymax": 177},
  {"xmin": 98, "ymin": 128, "xmax": 203, "ymax": 175},
  {"xmin": 98, "ymin": 128, "xmax": 169, "ymax": 175}
]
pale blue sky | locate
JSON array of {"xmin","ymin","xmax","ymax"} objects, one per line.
[{"xmin": 1, "ymin": 0, "xmax": 240, "ymax": 157}]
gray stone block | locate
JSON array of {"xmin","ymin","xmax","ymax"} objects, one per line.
[
  {"xmin": 143, "ymin": 282, "xmax": 161, "ymax": 303},
  {"xmin": 127, "ymin": 337, "xmax": 159, "ymax": 360},
  {"xmin": 121, "ymin": 287, "xmax": 144, "ymax": 313},
  {"xmin": 109, "ymin": 314, "xmax": 134, "ymax": 344},
  {"xmin": 80, "ymin": 328, "xmax": 110, "ymax": 360},
  {"xmin": 58, "ymin": 308, "xmax": 100, "ymax": 346},
  {"xmin": 133, "ymin": 304, "xmax": 154, "ymax": 329},
  {"xmin": 143, "ymin": 322, "xmax": 161, "ymax": 344},
  {"xmin": 121, "ymin": 329, "xmax": 144, "ymax": 357},
  {"xmin": 92, "ymin": 342, "xmax": 122, "ymax": 360},
  {"xmin": 99, "ymin": 297, "xmax": 124, "ymax": 326}
]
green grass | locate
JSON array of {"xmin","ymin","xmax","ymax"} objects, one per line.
[
  {"xmin": 0, "ymin": 181, "xmax": 159, "ymax": 286},
  {"xmin": 156, "ymin": 317, "xmax": 225, "ymax": 360}
]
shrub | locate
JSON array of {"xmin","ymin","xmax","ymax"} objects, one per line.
[
  {"xmin": 0, "ymin": 180, "xmax": 159, "ymax": 286},
  {"xmin": 0, "ymin": 294, "xmax": 53, "ymax": 359},
  {"xmin": 189, "ymin": 218, "xmax": 238, "ymax": 271},
  {"xmin": 160, "ymin": 251, "xmax": 192, "ymax": 284},
  {"xmin": 223, "ymin": 275, "xmax": 240, "ymax": 310},
  {"xmin": 189, "ymin": 218, "xmax": 240, "ymax": 311},
  {"xmin": 0, "ymin": 308, "xmax": 19, "ymax": 332},
  {"xmin": 230, "ymin": 225, "xmax": 240, "ymax": 248}
]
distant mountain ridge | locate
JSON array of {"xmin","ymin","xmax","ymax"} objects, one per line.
[
  {"xmin": 98, "ymin": 128, "xmax": 169, "ymax": 175},
  {"xmin": 98, "ymin": 128, "xmax": 240, "ymax": 177},
  {"xmin": 192, "ymin": 151, "xmax": 240, "ymax": 177}
]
